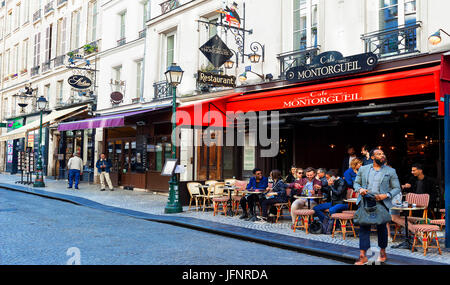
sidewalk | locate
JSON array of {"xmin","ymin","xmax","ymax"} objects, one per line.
[{"xmin": 0, "ymin": 173, "xmax": 448, "ymax": 265}]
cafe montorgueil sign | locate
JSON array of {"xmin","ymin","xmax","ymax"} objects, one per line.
[{"xmin": 286, "ymin": 51, "xmax": 378, "ymax": 83}]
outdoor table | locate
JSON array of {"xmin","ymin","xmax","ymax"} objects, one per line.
[
  {"xmin": 223, "ymin": 185, "xmax": 238, "ymax": 216},
  {"xmin": 242, "ymin": 190, "xmax": 266, "ymax": 222},
  {"xmin": 294, "ymin": 195, "xmax": 325, "ymax": 210},
  {"xmin": 391, "ymin": 205, "xmax": 426, "ymax": 250}
]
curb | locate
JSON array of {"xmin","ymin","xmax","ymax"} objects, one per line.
[{"xmin": 0, "ymin": 183, "xmax": 446, "ymax": 266}]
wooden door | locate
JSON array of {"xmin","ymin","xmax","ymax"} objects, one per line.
[{"xmin": 197, "ymin": 130, "xmax": 222, "ymax": 181}]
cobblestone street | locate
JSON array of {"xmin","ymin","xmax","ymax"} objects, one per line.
[{"xmin": 0, "ymin": 174, "xmax": 448, "ymax": 264}]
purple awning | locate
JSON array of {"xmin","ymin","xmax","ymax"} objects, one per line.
[{"xmin": 57, "ymin": 107, "xmax": 169, "ymax": 132}]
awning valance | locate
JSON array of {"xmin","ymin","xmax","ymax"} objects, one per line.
[
  {"xmin": 57, "ymin": 106, "xmax": 169, "ymax": 132},
  {"xmin": 0, "ymin": 105, "xmax": 88, "ymax": 142}
]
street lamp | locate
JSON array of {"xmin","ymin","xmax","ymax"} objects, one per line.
[
  {"xmin": 164, "ymin": 63, "xmax": 184, "ymax": 214},
  {"xmin": 33, "ymin": 96, "xmax": 48, "ymax": 188}
]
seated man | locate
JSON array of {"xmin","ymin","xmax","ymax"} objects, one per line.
[
  {"xmin": 289, "ymin": 167, "xmax": 322, "ymax": 226},
  {"xmin": 317, "ymin": 168, "xmax": 331, "ymax": 202},
  {"xmin": 240, "ymin": 168, "xmax": 269, "ymax": 220},
  {"xmin": 313, "ymin": 170, "xmax": 348, "ymax": 224}
]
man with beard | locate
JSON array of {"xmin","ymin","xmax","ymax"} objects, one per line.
[{"xmin": 353, "ymin": 149, "xmax": 401, "ymax": 265}]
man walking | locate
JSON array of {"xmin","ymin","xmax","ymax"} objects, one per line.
[
  {"xmin": 96, "ymin": 153, "xmax": 114, "ymax": 191},
  {"xmin": 67, "ymin": 153, "xmax": 83, "ymax": 190},
  {"xmin": 353, "ymin": 149, "xmax": 401, "ymax": 265}
]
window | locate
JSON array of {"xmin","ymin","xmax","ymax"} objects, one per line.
[
  {"xmin": 22, "ymin": 39, "xmax": 29, "ymax": 72},
  {"xmin": 293, "ymin": 0, "xmax": 318, "ymax": 50},
  {"xmin": 136, "ymin": 59, "xmax": 143, "ymax": 99},
  {"xmin": 44, "ymin": 84, "xmax": 51, "ymax": 103},
  {"xmin": 143, "ymin": 0, "xmax": 150, "ymax": 28},
  {"xmin": 112, "ymin": 66, "xmax": 122, "ymax": 92},
  {"xmin": 15, "ymin": 3, "xmax": 21, "ymax": 30},
  {"xmin": 57, "ymin": 80, "xmax": 64, "ymax": 105},
  {"xmin": 119, "ymin": 11, "xmax": 127, "ymax": 40},
  {"xmin": 88, "ymin": 1, "xmax": 98, "ymax": 42},
  {"xmin": 5, "ymin": 49, "xmax": 10, "ymax": 76},
  {"xmin": 23, "ymin": 0, "xmax": 30, "ymax": 24},
  {"xmin": 208, "ymin": 18, "xmax": 218, "ymax": 39},
  {"xmin": 71, "ymin": 10, "xmax": 81, "ymax": 50},
  {"xmin": 14, "ymin": 44, "xmax": 19, "ymax": 75},
  {"xmin": 33, "ymin": 32, "xmax": 41, "ymax": 67},
  {"xmin": 57, "ymin": 18, "xmax": 67, "ymax": 56},
  {"xmin": 45, "ymin": 24, "xmax": 53, "ymax": 63},
  {"xmin": 0, "ymin": 17, "xmax": 3, "ymax": 39},
  {"xmin": 166, "ymin": 34, "xmax": 175, "ymax": 70},
  {"xmin": 379, "ymin": 0, "xmax": 417, "ymax": 54},
  {"xmin": 6, "ymin": 10, "xmax": 12, "ymax": 35}
]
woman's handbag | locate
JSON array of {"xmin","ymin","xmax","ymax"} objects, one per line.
[{"xmin": 353, "ymin": 194, "xmax": 392, "ymax": 226}]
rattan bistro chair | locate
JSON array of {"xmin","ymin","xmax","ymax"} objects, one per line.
[
  {"xmin": 212, "ymin": 183, "xmax": 228, "ymax": 216},
  {"xmin": 187, "ymin": 182, "xmax": 205, "ymax": 211}
]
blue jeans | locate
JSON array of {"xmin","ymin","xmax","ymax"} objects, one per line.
[
  {"xmin": 68, "ymin": 169, "xmax": 81, "ymax": 188},
  {"xmin": 313, "ymin": 202, "xmax": 349, "ymax": 223},
  {"xmin": 359, "ymin": 223, "xmax": 388, "ymax": 251}
]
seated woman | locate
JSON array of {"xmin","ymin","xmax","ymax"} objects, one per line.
[
  {"xmin": 343, "ymin": 158, "xmax": 363, "ymax": 189},
  {"xmin": 259, "ymin": 169, "xmax": 288, "ymax": 222},
  {"xmin": 313, "ymin": 170, "xmax": 348, "ymax": 224}
]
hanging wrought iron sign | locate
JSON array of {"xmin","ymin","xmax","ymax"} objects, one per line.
[
  {"xmin": 68, "ymin": 75, "xmax": 93, "ymax": 90},
  {"xmin": 199, "ymin": 35, "xmax": 233, "ymax": 68},
  {"xmin": 197, "ymin": 71, "xmax": 236, "ymax": 88},
  {"xmin": 286, "ymin": 51, "xmax": 378, "ymax": 83}
]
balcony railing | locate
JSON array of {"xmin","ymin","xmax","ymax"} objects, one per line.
[
  {"xmin": 42, "ymin": 61, "xmax": 52, "ymax": 72},
  {"xmin": 33, "ymin": 9, "xmax": 42, "ymax": 22},
  {"xmin": 153, "ymin": 81, "xmax": 173, "ymax": 100},
  {"xmin": 44, "ymin": 1, "xmax": 54, "ymax": 14},
  {"xmin": 139, "ymin": 29, "xmax": 146, "ymax": 39},
  {"xmin": 361, "ymin": 22, "xmax": 422, "ymax": 60},
  {"xmin": 54, "ymin": 55, "xmax": 65, "ymax": 67},
  {"xmin": 31, "ymin": 66, "xmax": 40, "ymax": 77},
  {"xmin": 117, "ymin": 38, "xmax": 126, "ymax": 47},
  {"xmin": 277, "ymin": 46, "xmax": 321, "ymax": 79},
  {"xmin": 160, "ymin": 0, "xmax": 180, "ymax": 15},
  {"xmin": 57, "ymin": 0, "xmax": 67, "ymax": 7}
]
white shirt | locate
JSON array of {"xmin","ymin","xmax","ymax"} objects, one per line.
[{"xmin": 68, "ymin": 156, "xmax": 84, "ymax": 171}]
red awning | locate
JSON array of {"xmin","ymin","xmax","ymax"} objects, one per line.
[
  {"xmin": 440, "ymin": 54, "xmax": 450, "ymax": 116},
  {"xmin": 176, "ymin": 93, "xmax": 242, "ymax": 127},
  {"xmin": 226, "ymin": 66, "xmax": 441, "ymax": 113}
]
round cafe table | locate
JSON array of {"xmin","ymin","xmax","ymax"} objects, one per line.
[
  {"xmin": 391, "ymin": 206, "xmax": 426, "ymax": 250},
  {"xmin": 294, "ymin": 195, "xmax": 325, "ymax": 210},
  {"xmin": 344, "ymin": 198, "xmax": 358, "ymax": 210},
  {"xmin": 223, "ymin": 185, "xmax": 238, "ymax": 217},
  {"xmin": 242, "ymin": 190, "xmax": 266, "ymax": 222}
]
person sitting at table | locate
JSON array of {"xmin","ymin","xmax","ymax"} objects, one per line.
[
  {"xmin": 313, "ymin": 170, "xmax": 348, "ymax": 224},
  {"xmin": 239, "ymin": 168, "xmax": 269, "ymax": 220},
  {"xmin": 259, "ymin": 170, "xmax": 288, "ymax": 223},
  {"xmin": 317, "ymin": 168, "xmax": 331, "ymax": 202},
  {"xmin": 288, "ymin": 167, "xmax": 323, "ymax": 227},
  {"xmin": 284, "ymin": 166, "xmax": 298, "ymax": 184},
  {"xmin": 343, "ymin": 158, "xmax": 363, "ymax": 190}
]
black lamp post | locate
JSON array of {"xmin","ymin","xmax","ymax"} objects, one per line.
[
  {"xmin": 33, "ymin": 96, "xmax": 48, "ymax": 188},
  {"xmin": 164, "ymin": 63, "xmax": 184, "ymax": 214}
]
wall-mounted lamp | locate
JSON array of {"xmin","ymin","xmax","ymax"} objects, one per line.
[{"xmin": 428, "ymin": 29, "xmax": 450, "ymax": 45}]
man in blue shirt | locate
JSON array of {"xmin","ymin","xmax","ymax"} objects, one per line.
[{"xmin": 239, "ymin": 168, "xmax": 269, "ymax": 220}]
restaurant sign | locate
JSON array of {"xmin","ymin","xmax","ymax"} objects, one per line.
[
  {"xmin": 199, "ymin": 35, "xmax": 233, "ymax": 68},
  {"xmin": 68, "ymin": 75, "xmax": 92, "ymax": 90},
  {"xmin": 286, "ymin": 51, "xmax": 378, "ymax": 83},
  {"xmin": 197, "ymin": 71, "xmax": 236, "ymax": 88}
]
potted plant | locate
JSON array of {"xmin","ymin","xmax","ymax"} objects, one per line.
[{"xmin": 83, "ymin": 44, "xmax": 98, "ymax": 55}]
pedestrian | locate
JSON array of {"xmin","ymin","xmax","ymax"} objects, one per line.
[
  {"xmin": 96, "ymin": 153, "xmax": 114, "ymax": 191},
  {"xmin": 239, "ymin": 168, "xmax": 268, "ymax": 221},
  {"xmin": 353, "ymin": 149, "xmax": 401, "ymax": 265},
  {"xmin": 67, "ymin": 153, "xmax": 83, "ymax": 190}
]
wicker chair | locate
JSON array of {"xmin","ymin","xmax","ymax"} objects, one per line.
[
  {"xmin": 212, "ymin": 183, "xmax": 228, "ymax": 216},
  {"xmin": 331, "ymin": 213, "xmax": 357, "ymax": 240},
  {"xmin": 410, "ymin": 222, "xmax": 442, "ymax": 256},
  {"xmin": 274, "ymin": 188, "xmax": 292, "ymax": 223},
  {"xmin": 231, "ymin": 180, "xmax": 248, "ymax": 215},
  {"xmin": 187, "ymin": 182, "xmax": 205, "ymax": 211},
  {"xmin": 393, "ymin": 193, "xmax": 430, "ymax": 241},
  {"xmin": 293, "ymin": 209, "xmax": 315, "ymax": 234}
]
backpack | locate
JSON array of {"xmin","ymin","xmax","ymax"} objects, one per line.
[{"xmin": 322, "ymin": 216, "xmax": 334, "ymax": 235}]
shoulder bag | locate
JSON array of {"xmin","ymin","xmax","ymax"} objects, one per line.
[{"xmin": 353, "ymin": 194, "xmax": 392, "ymax": 226}]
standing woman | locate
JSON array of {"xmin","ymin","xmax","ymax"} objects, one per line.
[{"xmin": 260, "ymin": 170, "xmax": 288, "ymax": 222}]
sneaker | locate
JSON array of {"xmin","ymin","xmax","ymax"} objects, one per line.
[
  {"xmin": 75, "ymin": 187, "xmax": 79, "ymax": 190},
  {"xmin": 67, "ymin": 186, "xmax": 73, "ymax": 189}
]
